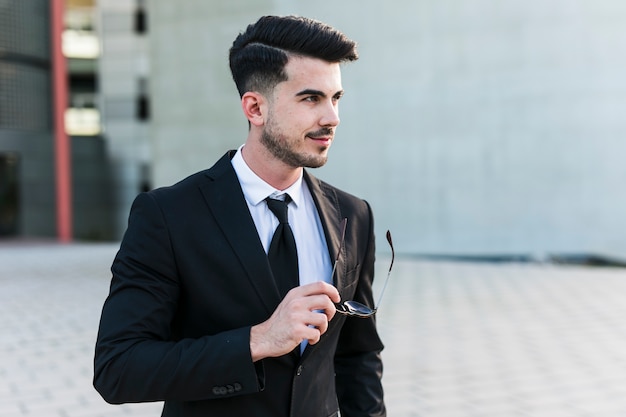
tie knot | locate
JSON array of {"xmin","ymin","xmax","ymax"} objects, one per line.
[{"xmin": 266, "ymin": 195, "xmax": 291, "ymax": 224}]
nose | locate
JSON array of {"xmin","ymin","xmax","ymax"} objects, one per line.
[{"xmin": 320, "ymin": 101, "xmax": 340, "ymax": 127}]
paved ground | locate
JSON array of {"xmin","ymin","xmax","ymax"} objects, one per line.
[{"xmin": 2, "ymin": 242, "xmax": 626, "ymax": 416}]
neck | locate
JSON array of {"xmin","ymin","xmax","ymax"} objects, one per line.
[{"xmin": 241, "ymin": 141, "xmax": 302, "ymax": 191}]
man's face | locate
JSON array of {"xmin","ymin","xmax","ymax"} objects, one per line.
[{"xmin": 260, "ymin": 56, "xmax": 343, "ymax": 168}]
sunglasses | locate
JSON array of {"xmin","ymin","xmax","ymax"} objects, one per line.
[{"xmin": 332, "ymin": 218, "xmax": 395, "ymax": 318}]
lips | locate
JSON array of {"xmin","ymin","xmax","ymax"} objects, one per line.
[
  {"xmin": 307, "ymin": 128, "xmax": 334, "ymax": 143},
  {"xmin": 307, "ymin": 136, "xmax": 333, "ymax": 148},
  {"xmin": 308, "ymin": 135, "xmax": 332, "ymax": 142}
]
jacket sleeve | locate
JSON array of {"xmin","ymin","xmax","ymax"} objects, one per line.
[
  {"xmin": 334, "ymin": 201, "xmax": 386, "ymax": 417},
  {"xmin": 93, "ymin": 192, "xmax": 264, "ymax": 404}
]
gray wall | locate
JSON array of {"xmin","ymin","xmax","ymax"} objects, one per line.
[
  {"xmin": 146, "ymin": 0, "xmax": 626, "ymax": 258},
  {"xmin": 98, "ymin": 0, "xmax": 152, "ymax": 236},
  {"xmin": 148, "ymin": 2, "xmax": 253, "ymax": 186},
  {"xmin": 0, "ymin": 0, "xmax": 56, "ymax": 238},
  {"xmin": 0, "ymin": 131, "xmax": 117, "ymax": 240},
  {"xmin": 0, "ymin": 131, "xmax": 56, "ymax": 237},
  {"xmin": 71, "ymin": 136, "xmax": 117, "ymax": 240}
]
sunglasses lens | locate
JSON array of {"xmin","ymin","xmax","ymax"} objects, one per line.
[{"xmin": 343, "ymin": 301, "xmax": 374, "ymax": 317}]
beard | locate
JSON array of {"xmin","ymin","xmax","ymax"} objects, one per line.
[{"xmin": 260, "ymin": 122, "xmax": 332, "ymax": 169}]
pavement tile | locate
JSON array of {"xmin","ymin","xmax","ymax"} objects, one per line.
[{"xmin": 3, "ymin": 244, "xmax": 626, "ymax": 416}]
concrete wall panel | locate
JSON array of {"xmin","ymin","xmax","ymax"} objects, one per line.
[{"xmin": 144, "ymin": 0, "xmax": 626, "ymax": 258}]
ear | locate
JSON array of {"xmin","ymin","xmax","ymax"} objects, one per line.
[{"xmin": 241, "ymin": 92, "xmax": 266, "ymax": 127}]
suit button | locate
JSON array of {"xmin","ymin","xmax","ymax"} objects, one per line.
[{"xmin": 296, "ymin": 365, "xmax": 303, "ymax": 376}]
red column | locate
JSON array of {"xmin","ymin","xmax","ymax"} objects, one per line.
[{"xmin": 51, "ymin": 0, "xmax": 73, "ymax": 242}]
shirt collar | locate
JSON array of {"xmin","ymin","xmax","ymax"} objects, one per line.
[{"xmin": 231, "ymin": 145, "xmax": 304, "ymax": 208}]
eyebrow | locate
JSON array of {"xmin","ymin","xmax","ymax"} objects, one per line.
[{"xmin": 295, "ymin": 89, "xmax": 344, "ymax": 98}]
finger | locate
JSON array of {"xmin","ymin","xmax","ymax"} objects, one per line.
[
  {"xmin": 299, "ymin": 297, "xmax": 337, "ymax": 323},
  {"xmin": 296, "ymin": 281, "xmax": 340, "ymax": 302},
  {"xmin": 303, "ymin": 325, "xmax": 322, "ymax": 345},
  {"xmin": 324, "ymin": 283, "xmax": 341, "ymax": 303},
  {"xmin": 326, "ymin": 303, "xmax": 337, "ymax": 321},
  {"xmin": 315, "ymin": 303, "xmax": 336, "ymax": 322},
  {"xmin": 306, "ymin": 311, "xmax": 329, "ymax": 334},
  {"xmin": 284, "ymin": 292, "xmax": 332, "ymax": 311}
]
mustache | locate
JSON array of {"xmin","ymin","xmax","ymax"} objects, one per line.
[{"xmin": 307, "ymin": 128, "xmax": 334, "ymax": 138}]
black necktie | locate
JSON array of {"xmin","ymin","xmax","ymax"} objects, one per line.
[{"xmin": 266, "ymin": 195, "xmax": 299, "ymax": 297}]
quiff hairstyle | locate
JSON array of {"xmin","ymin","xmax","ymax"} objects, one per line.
[{"xmin": 229, "ymin": 15, "xmax": 358, "ymax": 98}]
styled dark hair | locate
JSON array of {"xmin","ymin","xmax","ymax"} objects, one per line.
[{"xmin": 229, "ymin": 15, "xmax": 358, "ymax": 97}]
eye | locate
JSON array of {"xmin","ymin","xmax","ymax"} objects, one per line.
[{"xmin": 303, "ymin": 95, "xmax": 320, "ymax": 103}]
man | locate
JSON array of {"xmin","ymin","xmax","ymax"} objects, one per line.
[{"xmin": 94, "ymin": 15, "xmax": 385, "ymax": 417}]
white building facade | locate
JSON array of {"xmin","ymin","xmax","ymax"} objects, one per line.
[{"xmin": 100, "ymin": 0, "xmax": 626, "ymax": 259}]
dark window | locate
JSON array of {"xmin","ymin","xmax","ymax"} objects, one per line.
[
  {"xmin": 134, "ymin": 0, "xmax": 147, "ymax": 34},
  {"xmin": 0, "ymin": 153, "xmax": 20, "ymax": 236},
  {"xmin": 136, "ymin": 77, "xmax": 150, "ymax": 121}
]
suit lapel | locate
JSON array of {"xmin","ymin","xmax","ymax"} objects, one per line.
[
  {"xmin": 198, "ymin": 151, "xmax": 281, "ymax": 315},
  {"xmin": 304, "ymin": 171, "xmax": 348, "ymax": 295},
  {"xmin": 302, "ymin": 171, "xmax": 350, "ymax": 361}
]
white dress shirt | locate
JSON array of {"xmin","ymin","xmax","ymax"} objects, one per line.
[{"xmin": 231, "ymin": 146, "xmax": 333, "ymax": 289}]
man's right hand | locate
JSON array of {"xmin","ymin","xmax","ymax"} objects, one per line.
[{"xmin": 249, "ymin": 281, "xmax": 341, "ymax": 361}]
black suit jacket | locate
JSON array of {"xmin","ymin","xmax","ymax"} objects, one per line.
[{"xmin": 94, "ymin": 151, "xmax": 385, "ymax": 417}]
